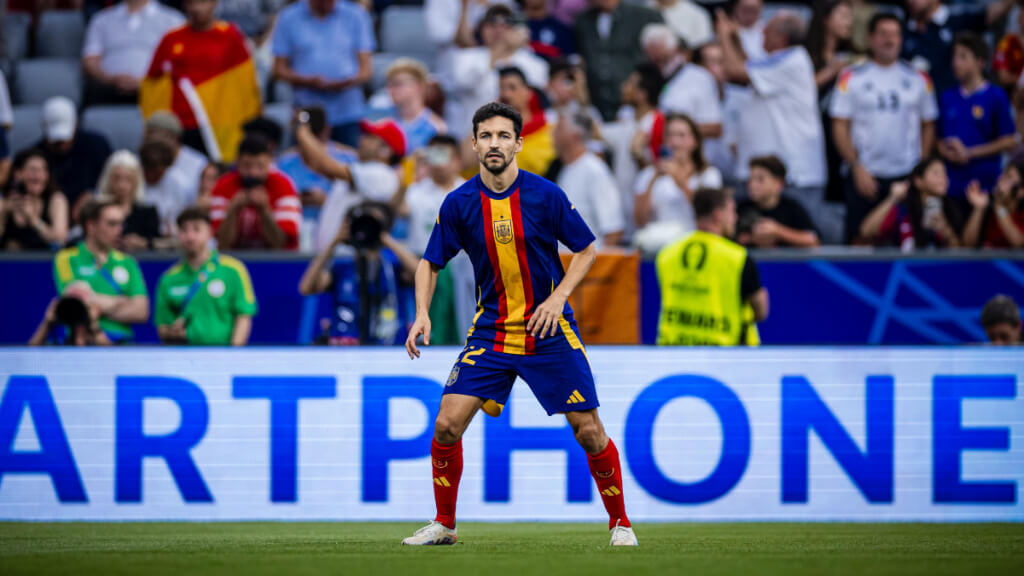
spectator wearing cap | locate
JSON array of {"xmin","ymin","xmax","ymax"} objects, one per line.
[
  {"xmin": 642, "ymin": 23, "xmax": 722, "ymax": 139},
  {"xmin": 938, "ymin": 33, "xmax": 1016, "ymax": 203},
  {"xmin": 95, "ymin": 150, "xmax": 162, "ymax": 252},
  {"xmin": 53, "ymin": 198, "xmax": 150, "ymax": 343},
  {"xmin": 385, "ymin": 59, "xmax": 448, "ymax": 154},
  {"xmin": 35, "ymin": 97, "xmax": 113, "ymax": 219},
  {"xmin": 963, "ymin": 159, "xmax": 1024, "ymax": 249},
  {"xmin": 272, "ymin": 0, "xmax": 375, "ymax": 147},
  {"xmin": 140, "ymin": 0, "xmax": 261, "ymax": 163},
  {"xmin": 523, "ymin": 0, "xmax": 576, "ymax": 61},
  {"xmin": 717, "ymin": 9, "xmax": 832, "ymax": 242},
  {"xmin": 575, "ymin": 0, "xmax": 662, "ymax": 122},
  {"xmin": 156, "ymin": 206, "xmax": 257, "ymax": 346},
  {"xmin": 980, "ymin": 294, "xmax": 1022, "ymax": 346},
  {"xmin": 451, "ymin": 5, "xmax": 549, "ymax": 138},
  {"xmin": 498, "ymin": 66, "xmax": 555, "ymax": 176},
  {"xmin": 82, "ymin": 0, "xmax": 185, "ymax": 106},
  {"xmin": 903, "ymin": 0, "xmax": 1015, "ymax": 95},
  {"xmin": 554, "ymin": 112, "xmax": 624, "ymax": 249},
  {"xmin": 652, "ymin": 0, "xmax": 712, "ymax": 52},
  {"xmin": 737, "ymin": 155, "xmax": 820, "ymax": 248},
  {"xmin": 295, "ymin": 116, "xmax": 404, "ymax": 250},
  {"xmin": 277, "ymin": 106, "xmax": 357, "ymax": 224},
  {"xmin": 210, "ymin": 135, "xmax": 302, "ymax": 250}
]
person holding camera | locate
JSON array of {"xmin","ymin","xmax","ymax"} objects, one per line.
[
  {"xmin": 298, "ymin": 201, "xmax": 418, "ymax": 346},
  {"xmin": 28, "ymin": 290, "xmax": 112, "ymax": 346},
  {"xmin": 52, "ymin": 199, "xmax": 150, "ymax": 343},
  {"xmin": 209, "ymin": 135, "xmax": 301, "ymax": 250},
  {"xmin": 155, "ymin": 207, "xmax": 256, "ymax": 346}
]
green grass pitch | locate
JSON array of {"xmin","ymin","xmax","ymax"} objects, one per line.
[{"xmin": 1, "ymin": 522, "xmax": 1022, "ymax": 576}]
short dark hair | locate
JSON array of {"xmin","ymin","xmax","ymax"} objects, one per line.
[
  {"xmin": 427, "ymin": 134, "xmax": 459, "ymax": 150},
  {"xmin": 749, "ymin": 155, "xmax": 787, "ymax": 182},
  {"xmin": 634, "ymin": 61, "xmax": 665, "ymax": 107},
  {"xmin": 693, "ymin": 187, "xmax": 732, "ymax": 220},
  {"xmin": 548, "ymin": 58, "xmax": 573, "ymax": 80},
  {"xmin": 243, "ymin": 117, "xmax": 284, "ymax": 149},
  {"xmin": 498, "ymin": 65, "xmax": 529, "ymax": 87},
  {"xmin": 981, "ymin": 295, "xmax": 1021, "ymax": 329},
  {"xmin": 472, "ymin": 102, "xmax": 523, "ymax": 139},
  {"xmin": 80, "ymin": 197, "xmax": 119, "ymax": 231},
  {"xmin": 953, "ymin": 31, "xmax": 988, "ymax": 62},
  {"xmin": 868, "ymin": 11, "xmax": 902, "ymax": 35},
  {"xmin": 176, "ymin": 206, "xmax": 211, "ymax": 228},
  {"xmin": 139, "ymin": 139, "xmax": 175, "ymax": 171},
  {"xmin": 300, "ymin": 106, "xmax": 328, "ymax": 136},
  {"xmin": 237, "ymin": 134, "xmax": 271, "ymax": 158}
]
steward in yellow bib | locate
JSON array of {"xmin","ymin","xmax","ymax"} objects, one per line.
[{"xmin": 656, "ymin": 188, "xmax": 769, "ymax": 346}]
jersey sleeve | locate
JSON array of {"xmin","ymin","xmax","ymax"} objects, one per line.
[
  {"xmin": 747, "ymin": 49, "xmax": 798, "ymax": 98},
  {"xmin": 423, "ymin": 195, "xmax": 463, "ymax": 267},
  {"xmin": 553, "ymin": 186, "xmax": 596, "ymax": 252},
  {"xmin": 125, "ymin": 259, "xmax": 148, "ymax": 298},
  {"xmin": 224, "ymin": 258, "xmax": 258, "ymax": 316},
  {"xmin": 740, "ymin": 254, "xmax": 762, "ymax": 301},
  {"xmin": 994, "ymin": 87, "xmax": 1016, "ymax": 138},
  {"xmin": 269, "ymin": 176, "xmax": 302, "ymax": 250},
  {"xmin": 918, "ymin": 72, "xmax": 939, "ymax": 122},
  {"xmin": 154, "ymin": 274, "xmax": 176, "ymax": 327},
  {"xmin": 830, "ymin": 69, "xmax": 855, "ymax": 119}
]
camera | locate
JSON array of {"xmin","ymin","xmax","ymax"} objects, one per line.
[{"xmin": 345, "ymin": 202, "xmax": 393, "ymax": 251}]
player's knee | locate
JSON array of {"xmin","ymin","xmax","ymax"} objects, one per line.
[
  {"xmin": 434, "ymin": 415, "xmax": 464, "ymax": 444},
  {"xmin": 572, "ymin": 419, "xmax": 605, "ymax": 453}
]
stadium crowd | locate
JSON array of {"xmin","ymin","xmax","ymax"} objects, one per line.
[{"xmin": 0, "ymin": 0, "xmax": 1022, "ymax": 345}]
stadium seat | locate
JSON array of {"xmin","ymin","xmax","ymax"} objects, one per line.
[
  {"xmin": 380, "ymin": 7, "xmax": 436, "ymax": 64},
  {"xmin": 81, "ymin": 106, "xmax": 144, "ymax": 152},
  {"xmin": 9, "ymin": 105, "xmax": 42, "ymax": 153},
  {"xmin": 263, "ymin": 102, "xmax": 293, "ymax": 147},
  {"xmin": 13, "ymin": 59, "xmax": 83, "ymax": 106},
  {"xmin": 371, "ymin": 52, "xmax": 403, "ymax": 92},
  {"xmin": 4, "ymin": 11, "xmax": 31, "ymax": 63},
  {"xmin": 36, "ymin": 11, "xmax": 86, "ymax": 59}
]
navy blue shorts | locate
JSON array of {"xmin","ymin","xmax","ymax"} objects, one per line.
[{"xmin": 443, "ymin": 334, "xmax": 598, "ymax": 416}]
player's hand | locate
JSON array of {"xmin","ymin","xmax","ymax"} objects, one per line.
[
  {"xmin": 526, "ymin": 293, "xmax": 566, "ymax": 339},
  {"xmin": 406, "ymin": 313, "xmax": 431, "ymax": 359}
]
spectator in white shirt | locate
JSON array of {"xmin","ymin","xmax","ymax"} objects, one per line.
[
  {"xmin": 651, "ymin": 0, "xmax": 712, "ymax": 50},
  {"xmin": 641, "ymin": 23, "xmax": 722, "ymax": 139},
  {"xmin": 733, "ymin": 0, "xmax": 766, "ymax": 61},
  {"xmin": 424, "ymin": 0, "xmax": 514, "ymax": 78},
  {"xmin": 554, "ymin": 112, "xmax": 624, "ymax": 248},
  {"xmin": 694, "ymin": 40, "xmax": 747, "ymax": 183},
  {"xmin": 634, "ymin": 113, "xmax": 722, "ymax": 252},
  {"xmin": 141, "ymin": 112, "xmax": 208, "ymax": 234},
  {"xmin": 716, "ymin": 9, "xmax": 834, "ymax": 242},
  {"xmin": 830, "ymin": 12, "xmax": 938, "ymax": 243},
  {"xmin": 450, "ymin": 5, "xmax": 549, "ymax": 137},
  {"xmin": 82, "ymin": 0, "xmax": 184, "ymax": 106}
]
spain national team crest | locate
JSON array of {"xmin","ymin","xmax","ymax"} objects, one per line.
[
  {"xmin": 493, "ymin": 216, "xmax": 514, "ymax": 245},
  {"xmin": 446, "ymin": 366, "xmax": 460, "ymax": 387}
]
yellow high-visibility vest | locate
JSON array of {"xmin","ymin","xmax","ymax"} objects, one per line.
[{"xmin": 655, "ymin": 230, "xmax": 759, "ymax": 346}]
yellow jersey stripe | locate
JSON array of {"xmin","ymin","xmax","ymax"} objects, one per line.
[
  {"xmin": 488, "ymin": 197, "xmax": 527, "ymax": 355},
  {"xmin": 54, "ymin": 247, "xmax": 79, "ymax": 288},
  {"xmin": 221, "ymin": 256, "xmax": 255, "ymax": 304}
]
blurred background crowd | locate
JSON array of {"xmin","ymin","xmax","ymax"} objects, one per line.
[{"xmin": 0, "ymin": 0, "xmax": 1021, "ymax": 346}]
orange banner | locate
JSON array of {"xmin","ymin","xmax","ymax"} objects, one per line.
[{"xmin": 560, "ymin": 251, "xmax": 640, "ymax": 344}]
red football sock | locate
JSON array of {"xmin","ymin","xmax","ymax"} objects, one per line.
[
  {"xmin": 587, "ymin": 439, "xmax": 630, "ymax": 530},
  {"xmin": 431, "ymin": 438, "xmax": 463, "ymax": 529}
]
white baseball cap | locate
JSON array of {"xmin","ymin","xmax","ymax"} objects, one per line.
[{"xmin": 41, "ymin": 96, "xmax": 77, "ymax": 142}]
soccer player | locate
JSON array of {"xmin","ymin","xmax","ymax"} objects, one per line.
[{"xmin": 401, "ymin": 102, "xmax": 637, "ymax": 547}]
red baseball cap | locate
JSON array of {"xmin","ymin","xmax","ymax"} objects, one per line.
[{"xmin": 359, "ymin": 119, "xmax": 406, "ymax": 159}]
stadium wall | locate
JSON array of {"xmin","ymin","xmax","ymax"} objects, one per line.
[
  {"xmin": 2, "ymin": 253, "xmax": 1023, "ymax": 345},
  {"xmin": 1, "ymin": 348, "xmax": 1021, "ymax": 522}
]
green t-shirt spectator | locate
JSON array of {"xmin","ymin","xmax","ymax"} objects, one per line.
[
  {"xmin": 53, "ymin": 242, "xmax": 147, "ymax": 341},
  {"xmin": 155, "ymin": 251, "xmax": 257, "ymax": 345}
]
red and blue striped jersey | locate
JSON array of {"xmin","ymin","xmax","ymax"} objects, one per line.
[{"xmin": 423, "ymin": 170, "xmax": 596, "ymax": 355}]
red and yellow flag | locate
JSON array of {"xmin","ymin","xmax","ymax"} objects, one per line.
[{"xmin": 139, "ymin": 22, "xmax": 261, "ymax": 162}]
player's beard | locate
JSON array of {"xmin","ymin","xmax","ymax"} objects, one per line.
[{"xmin": 482, "ymin": 150, "xmax": 511, "ymax": 176}]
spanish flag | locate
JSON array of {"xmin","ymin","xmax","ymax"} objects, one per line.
[{"xmin": 140, "ymin": 22, "xmax": 261, "ymax": 162}]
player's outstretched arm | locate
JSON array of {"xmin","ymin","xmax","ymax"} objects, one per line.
[
  {"xmin": 406, "ymin": 259, "xmax": 440, "ymax": 359},
  {"xmin": 527, "ymin": 242, "xmax": 596, "ymax": 339}
]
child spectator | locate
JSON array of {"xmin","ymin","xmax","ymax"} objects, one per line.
[{"xmin": 737, "ymin": 155, "xmax": 820, "ymax": 248}]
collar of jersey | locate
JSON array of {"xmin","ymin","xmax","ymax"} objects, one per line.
[{"xmin": 477, "ymin": 170, "xmax": 524, "ymax": 200}]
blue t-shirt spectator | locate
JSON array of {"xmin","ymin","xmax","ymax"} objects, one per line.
[
  {"xmin": 939, "ymin": 83, "xmax": 1015, "ymax": 197},
  {"xmin": 903, "ymin": 4, "xmax": 986, "ymax": 94},
  {"xmin": 277, "ymin": 143, "xmax": 357, "ymax": 219},
  {"xmin": 272, "ymin": 0, "xmax": 376, "ymax": 142},
  {"xmin": 328, "ymin": 252, "xmax": 410, "ymax": 346}
]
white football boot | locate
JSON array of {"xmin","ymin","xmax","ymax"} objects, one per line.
[
  {"xmin": 609, "ymin": 520, "xmax": 638, "ymax": 546},
  {"xmin": 401, "ymin": 521, "xmax": 458, "ymax": 546}
]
